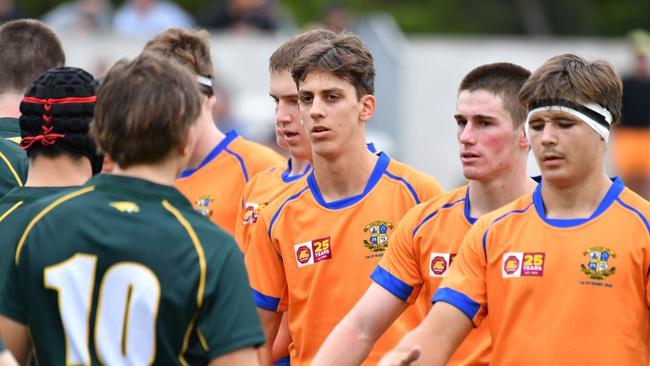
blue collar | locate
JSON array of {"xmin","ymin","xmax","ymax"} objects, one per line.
[
  {"xmin": 282, "ymin": 158, "xmax": 311, "ymax": 183},
  {"xmin": 533, "ymin": 177, "xmax": 624, "ymax": 228},
  {"xmin": 463, "ymin": 186, "xmax": 478, "ymax": 224},
  {"xmin": 307, "ymin": 152, "xmax": 390, "ymax": 210},
  {"xmin": 178, "ymin": 130, "xmax": 239, "ymax": 178}
]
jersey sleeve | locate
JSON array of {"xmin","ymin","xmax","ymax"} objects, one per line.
[
  {"xmin": 197, "ymin": 243, "xmax": 266, "ymax": 360},
  {"xmin": 245, "ymin": 211, "xmax": 287, "ymax": 312},
  {"xmin": 432, "ymin": 218, "xmax": 489, "ymax": 327},
  {"xmin": 0, "ymin": 239, "xmax": 27, "ymax": 324},
  {"xmin": 372, "ymin": 206, "xmax": 424, "ymax": 304}
]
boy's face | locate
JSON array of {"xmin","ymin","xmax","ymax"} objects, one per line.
[
  {"xmin": 527, "ymin": 110, "xmax": 605, "ymax": 187},
  {"xmin": 297, "ymin": 71, "xmax": 372, "ymax": 159},
  {"xmin": 455, "ymin": 89, "xmax": 527, "ymax": 182},
  {"xmin": 269, "ymin": 70, "xmax": 312, "ymax": 161}
]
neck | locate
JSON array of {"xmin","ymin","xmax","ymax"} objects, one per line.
[
  {"xmin": 288, "ymin": 156, "xmax": 310, "ymax": 176},
  {"xmin": 0, "ymin": 93, "xmax": 22, "ymax": 118},
  {"xmin": 187, "ymin": 122, "xmax": 225, "ymax": 169},
  {"xmin": 112, "ymin": 157, "xmax": 183, "ymax": 186},
  {"xmin": 312, "ymin": 145, "xmax": 378, "ymax": 202},
  {"xmin": 468, "ymin": 160, "xmax": 536, "ymax": 217},
  {"xmin": 25, "ymin": 155, "xmax": 92, "ymax": 187},
  {"xmin": 541, "ymin": 170, "xmax": 611, "ymax": 219}
]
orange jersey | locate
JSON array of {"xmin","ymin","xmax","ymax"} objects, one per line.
[
  {"xmin": 374, "ymin": 185, "xmax": 490, "ymax": 365},
  {"xmin": 175, "ymin": 130, "xmax": 285, "ymax": 236},
  {"xmin": 436, "ymin": 178, "xmax": 650, "ymax": 365},
  {"xmin": 235, "ymin": 159, "xmax": 311, "ymax": 253},
  {"xmin": 245, "ymin": 152, "xmax": 444, "ymax": 365}
]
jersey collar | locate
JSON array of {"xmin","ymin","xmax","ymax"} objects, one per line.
[
  {"xmin": 463, "ymin": 186, "xmax": 478, "ymax": 224},
  {"xmin": 282, "ymin": 158, "xmax": 311, "ymax": 183},
  {"xmin": 533, "ymin": 176, "xmax": 624, "ymax": 228},
  {"xmin": 178, "ymin": 129, "xmax": 239, "ymax": 178},
  {"xmin": 307, "ymin": 152, "xmax": 390, "ymax": 210}
]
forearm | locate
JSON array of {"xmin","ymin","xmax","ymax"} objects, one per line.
[
  {"xmin": 379, "ymin": 302, "xmax": 473, "ymax": 366},
  {"xmin": 312, "ymin": 318, "xmax": 377, "ymax": 366}
]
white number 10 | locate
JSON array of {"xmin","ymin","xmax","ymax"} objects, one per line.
[{"xmin": 44, "ymin": 254, "xmax": 161, "ymax": 366}]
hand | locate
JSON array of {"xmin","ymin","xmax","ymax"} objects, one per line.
[{"xmin": 378, "ymin": 346, "xmax": 421, "ymax": 366}]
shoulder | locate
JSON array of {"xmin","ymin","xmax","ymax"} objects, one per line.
[
  {"xmin": 259, "ymin": 181, "xmax": 310, "ymax": 224},
  {"xmin": 614, "ymin": 188, "xmax": 650, "ymax": 234},
  {"xmin": 472, "ymin": 193, "xmax": 535, "ymax": 234},
  {"xmin": 383, "ymin": 157, "xmax": 445, "ymax": 202}
]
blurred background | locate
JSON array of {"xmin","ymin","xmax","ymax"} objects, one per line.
[{"xmin": 4, "ymin": 0, "xmax": 650, "ymax": 191}]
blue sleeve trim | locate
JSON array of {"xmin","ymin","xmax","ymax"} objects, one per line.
[
  {"xmin": 274, "ymin": 356, "xmax": 291, "ymax": 366},
  {"xmin": 268, "ymin": 186, "xmax": 310, "ymax": 239},
  {"xmin": 615, "ymin": 197, "xmax": 650, "ymax": 234},
  {"xmin": 383, "ymin": 170, "xmax": 420, "ymax": 204},
  {"xmin": 370, "ymin": 265, "xmax": 413, "ymax": 302},
  {"xmin": 250, "ymin": 288, "xmax": 281, "ymax": 311},
  {"xmin": 225, "ymin": 148, "xmax": 249, "ymax": 183},
  {"xmin": 432, "ymin": 287, "xmax": 480, "ymax": 320}
]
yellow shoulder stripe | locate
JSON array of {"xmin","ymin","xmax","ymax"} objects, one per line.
[
  {"xmin": 15, "ymin": 186, "xmax": 95, "ymax": 265},
  {"xmin": 0, "ymin": 201, "xmax": 23, "ymax": 223},
  {"xmin": 161, "ymin": 200, "xmax": 208, "ymax": 365},
  {"xmin": 6, "ymin": 137, "xmax": 21, "ymax": 144},
  {"xmin": 0, "ymin": 150, "xmax": 23, "ymax": 187}
]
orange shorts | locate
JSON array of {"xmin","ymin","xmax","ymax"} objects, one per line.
[{"xmin": 612, "ymin": 128, "xmax": 650, "ymax": 178}]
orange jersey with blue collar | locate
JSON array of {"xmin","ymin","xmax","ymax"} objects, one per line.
[
  {"xmin": 236, "ymin": 159, "xmax": 311, "ymax": 253},
  {"xmin": 373, "ymin": 185, "xmax": 490, "ymax": 365},
  {"xmin": 175, "ymin": 130, "xmax": 284, "ymax": 236},
  {"xmin": 435, "ymin": 177, "xmax": 650, "ymax": 365},
  {"xmin": 245, "ymin": 152, "xmax": 444, "ymax": 365}
]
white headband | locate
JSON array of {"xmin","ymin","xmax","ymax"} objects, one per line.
[
  {"xmin": 196, "ymin": 75, "xmax": 213, "ymax": 88},
  {"xmin": 525, "ymin": 100, "xmax": 613, "ymax": 141}
]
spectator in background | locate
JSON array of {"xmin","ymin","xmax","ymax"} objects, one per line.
[
  {"xmin": 42, "ymin": 0, "xmax": 112, "ymax": 33},
  {"xmin": 0, "ymin": 0, "xmax": 20, "ymax": 24},
  {"xmin": 612, "ymin": 29, "xmax": 650, "ymax": 199},
  {"xmin": 113, "ymin": 0, "xmax": 194, "ymax": 38},
  {"xmin": 199, "ymin": 0, "xmax": 277, "ymax": 33}
]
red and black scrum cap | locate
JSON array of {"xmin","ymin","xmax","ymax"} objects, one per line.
[{"xmin": 19, "ymin": 66, "xmax": 103, "ymax": 173}]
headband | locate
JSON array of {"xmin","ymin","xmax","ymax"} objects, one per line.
[{"xmin": 525, "ymin": 99, "xmax": 613, "ymax": 141}]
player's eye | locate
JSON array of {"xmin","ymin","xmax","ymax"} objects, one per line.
[
  {"xmin": 326, "ymin": 94, "xmax": 340, "ymax": 102},
  {"xmin": 300, "ymin": 95, "xmax": 313, "ymax": 104},
  {"xmin": 456, "ymin": 119, "xmax": 467, "ymax": 128},
  {"xmin": 529, "ymin": 121, "xmax": 544, "ymax": 131}
]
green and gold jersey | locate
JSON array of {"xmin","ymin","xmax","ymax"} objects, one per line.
[
  {"xmin": 0, "ymin": 118, "xmax": 28, "ymax": 197},
  {"xmin": 0, "ymin": 186, "xmax": 73, "ymax": 260},
  {"xmin": 0, "ymin": 174, "xmax": 264, "ymax": 365}
]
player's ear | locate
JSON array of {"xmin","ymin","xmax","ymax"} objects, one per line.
[
  {"xmin": 518, "ymin": 123, "xmax": 530, "ymax": 149},
  {"xmin": 359, "ymin": 94, "xmax": 376, "ymax": 123}
]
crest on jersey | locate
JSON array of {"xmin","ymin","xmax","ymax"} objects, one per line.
[
  {"xmin": 195, "ymin": 195, "xmax": 214, "ymax": 217},
  {"xmin": 362, "ymin": 221, "xmax": 393, "ymax": 252},
  {"xmin": 109, "ymin": 201, "xmax": 140, "ymax": 214},
  {"xmin": 429, "ymin": 253, "xmax": 456, "ymax": 277},
  {"xmin": 294, "ymin": 237, "xmax": 332, "ymax": 268},
  {"xmin": 242, "ymin": 202, "xmax": 268, "ymax": 225},
  {"xmin": 580, "ymin": 247, "xmax": 616, "ymax": 280}
]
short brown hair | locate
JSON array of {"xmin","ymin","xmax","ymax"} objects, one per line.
[
  {"xmin": 459, "ymin": 63, "xmax": 531, "ymax": 128},
  {"xmin": 518, "ymin": 54, "xmax": 622, "ymax": 125},
  {"xmin": 291, "ymin": 32, "xmax": 375, "ymax": 99},
  {"xmin": 269, "ymin": 29, "xmax": 338, "ymax": 73},
  {"xmin": 92, "ymin": 54, "xmax": 202, "ymax": 168},
  {"xmin": 0, "ymin": 19, "xmax": 65, "ymax": 93},
  {"xmin": 143, "ymin": 28, "xmax": 214, "ymax": 86}
]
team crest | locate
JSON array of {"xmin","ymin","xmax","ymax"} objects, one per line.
[
  {"xmin": 294, "ymin": 237, "xmax": 332, "ymax": 268},
  {"xmin": 580, "ymin": 247, "xmax": 616, "ymax": 280},
  {"xmin": 195, "ymin": 195, "xmax": 214, "ymax": 217},
  {"xmin": 363, "ymin": 221, "xmax": 393, "ymax": 252}
]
